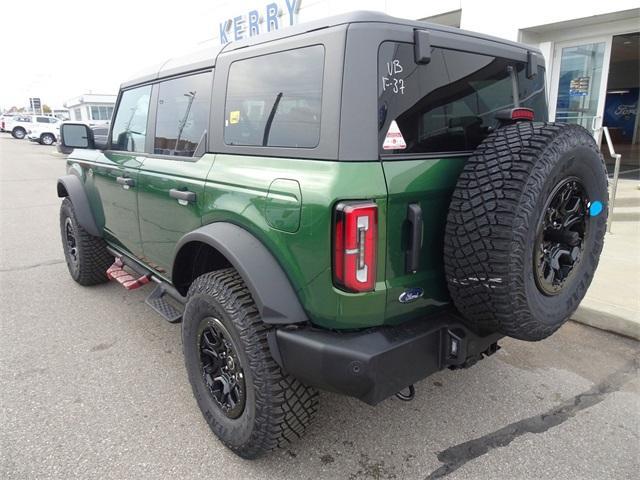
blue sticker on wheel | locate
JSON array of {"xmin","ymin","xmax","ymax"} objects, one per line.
[{"xmin": 589, "ymin": 201, "xmax": 603, "ymax": 217}]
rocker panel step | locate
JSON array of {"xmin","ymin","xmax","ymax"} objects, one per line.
[
  {"xmin": 146, "ymin": 285, "xmax": 183, "ymax": 323},
  {"xmin": 106, "ymin": 259, "xmax": 150, "ymax": 290}
]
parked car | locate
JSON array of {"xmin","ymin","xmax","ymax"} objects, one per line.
[
  {"xmin": 28, "ymin": 117, "xmax": 62, "ymax": 145},
  {"xmin": 4, "ymin": 115, "xmax": 60, "ymax": 140},
  {"xmin": 3, "ymin": 115, "xmax": 33, "ymax": 139},
  {"xmin": 56, "ymin": 11, "xmax": 608, "ymax": 458}
]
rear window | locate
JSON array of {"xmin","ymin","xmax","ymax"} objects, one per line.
[
  {"xmin": 378, "ymin": 42, "xmax": 547, "ymax": 156},
  {"xmin": 224, "ymin": 45, "xmax": 324, "ymax": 149}
]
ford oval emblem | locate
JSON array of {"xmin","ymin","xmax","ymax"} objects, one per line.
[{"xmin": 399, "ymin": 287, "xmax": 424, "ymax": 304}]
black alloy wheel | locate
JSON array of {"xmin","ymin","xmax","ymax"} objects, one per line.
[
  {"xmin": 198, "ymin": 316, "xmax": 246, "ymax": 419},
  {"xmin": 64, "ymin": 216, "xmax": 80, "ymax": 271},
  {"xmin": 533, "ymin": 178, "xmax": 589, "ymax": 296},
  {"xmin": 59, "ymin": 198, "xmax": 112, "ymax": 285},
  {"xmin": 183, "ymin": 269, "xmax": 319, "ymax": 458}
]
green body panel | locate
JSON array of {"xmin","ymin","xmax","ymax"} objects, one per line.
[
  {"xmin": 68, "ymin": 147, "xmax": 469, "ymax": 330},
  {"xmin": 68, "ymin": 149, "xmax": 144, "ymax": 256},
  {"xmin": 203, "ymin": 155, "xmax": 389, "ymax": 330},
  {"xmin": 136, "ymin": 155, "xmax": 215, "ymax": 276},
  {"xmin": 381, "ymin": 158, "xmax": 468, "ymax": 323}
]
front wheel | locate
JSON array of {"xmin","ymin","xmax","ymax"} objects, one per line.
[
  {"xmin": 59, "ymin": 198, "xmax": 112, "ymax": 285},
  {"xmin": 40, "ymin": 133, "xmax": 55, "ymax": 145},
  {"xmin": 182, "ymin": 269, "xmax": 319, "ymax": 458}
]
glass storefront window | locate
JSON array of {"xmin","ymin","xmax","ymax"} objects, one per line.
[{"xmin": 555, "ymin": 42, "xmax": 606, "ymax": 131}]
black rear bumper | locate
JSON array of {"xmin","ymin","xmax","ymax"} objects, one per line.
[{"xmin": 271, "ymin": 310, "xmax": 502, "ymax": 405}]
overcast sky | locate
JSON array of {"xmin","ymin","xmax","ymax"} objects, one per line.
[{"xmin": 1, "ymin": 0, "xmax": 223, "ymax": 110}]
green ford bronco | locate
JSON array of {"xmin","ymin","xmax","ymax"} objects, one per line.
[{"xmin": 57, "ymin": 12, "xmax": 608, "ymax": 458}]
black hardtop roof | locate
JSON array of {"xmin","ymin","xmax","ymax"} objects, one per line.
[{"xmin": 121, "ymin": 10, "xmax": 539, "ymax": 89}]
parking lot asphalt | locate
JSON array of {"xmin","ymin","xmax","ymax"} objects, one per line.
[{"xmin": 1, "ymin": 133, "xmax": 639, "ymax": 480}]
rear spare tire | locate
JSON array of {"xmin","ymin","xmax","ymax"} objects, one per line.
[{"xmin": 444, "ymin": 122, "xmax": 608, "ymax": 341}]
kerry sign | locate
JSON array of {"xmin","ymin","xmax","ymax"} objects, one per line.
[{"xmin": 218, "ymin": 0, "xmax": 301, "ymax": 44}]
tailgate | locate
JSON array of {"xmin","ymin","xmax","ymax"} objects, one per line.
[{"xmin": 377, "ymin": 39, "xmax": 547, "ymax": 323}]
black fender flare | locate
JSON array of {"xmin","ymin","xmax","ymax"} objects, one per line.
[
  {"xmin": 57, "ymin": 175, "xmax": 101, "ymax": 237},
  {"xmin": 174, "ymin": 223, "xmax": 307, "ymax": 325}
]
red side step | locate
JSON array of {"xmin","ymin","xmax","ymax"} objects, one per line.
[{"xmin": 106, "ymin": 259, "xmax": 150, "ymax": 290}]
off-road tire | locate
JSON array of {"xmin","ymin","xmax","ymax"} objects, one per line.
[
  {"xmin": 59, "ymin": 197, "xmax": 112, "ymax": 285},
  {"xmin": 182, "ymin": 269, "xmax": 319, "ymax": 458},
  {"xmin": 444, "ymin": 122, "xmax": 608, "ymax": 341},
  {"xmin": 12, "ymin": 127, "xmax": 25, "ymax": 139}
]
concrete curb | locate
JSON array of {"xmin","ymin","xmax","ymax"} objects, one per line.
[{"xmin": 572, "ymin": 306, "xmax": 640, "ymax": 341}]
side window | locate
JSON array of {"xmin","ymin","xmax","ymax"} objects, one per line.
[
  {"xmin": 49, "ymin": 117, "xmax": 58, "ymax": 123},
  {"xmin": 36, "ymin": 117, "xmax": 49, "ymax": 123},
  {"xmin": 224, "ymin": 45, "xmax": 324, "ymax": 148},
  {"xmin": 110, "ymin": 85, "xmax": 152, "ymax": 152},
  {"xmin": 153, "ymin": 71, "xmax": 212, "ymax": 157}
]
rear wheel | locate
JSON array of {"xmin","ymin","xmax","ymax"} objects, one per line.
[
  {"xmin": 182, "ymin": 269, "xmax": 318, "ymax": 458},
  {"xmin": 444, "ymin": 122, "xmax": 608, "ymax": 341},
  {"xmin": 59, "ymin": 198, "xmax": 112, "ymax": 285},
  {"xmin": 12, "ymin": 127, "xmax": 25, "ymax": 139}
]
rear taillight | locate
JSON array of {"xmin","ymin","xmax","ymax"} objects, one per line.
[{"xmin": 333, "ymin": 201, "xmax": 377, "ymax": 292}]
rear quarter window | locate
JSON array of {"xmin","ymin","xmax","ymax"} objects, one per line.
[
  {"xmin": 378, "ymin": 42, "xmax": 547, "ymax": 156},
  {"xmin": 224, "ymin": 45, "xmax": 325, "ymax": 149}
]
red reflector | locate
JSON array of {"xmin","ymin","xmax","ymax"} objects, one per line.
[
  {"xmin": 511, "ymin": 108, "xmax": 534, "ymax": 121},
  {"xmin": 333, "ymin": 201, "xmax": 377, "ymax": 292}
]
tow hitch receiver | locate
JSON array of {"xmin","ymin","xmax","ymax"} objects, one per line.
[{"xmin": 106, "ymin": 259, "xmax": 151, "ymax": 290}]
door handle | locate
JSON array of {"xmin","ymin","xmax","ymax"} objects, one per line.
[
  {"xmin": 169, "ymin": 188, "xmax": 196, "ymax": 204},
  {"xmin": 116, "ymin": 176, "xmax": 135, "ymax": 188},
  {"xmin": 406, "ymin": 203, "xmax": 423, "ymax": 274}
]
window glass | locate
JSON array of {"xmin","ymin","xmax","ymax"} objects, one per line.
[
  {"xmin": 224, "ymin": 45, "xmax": 324, "ymax": 148},
  {"xmin": 110, "ymin": 85, "xmax": 152, "ymax": 152},
  {"xmin": 90, "ymin": 106, "xmax": 115, "ymax": 121},
  {"xmin": 73, "ymin": 108, "xmax": 82, "ymax": 121},
  {"xmin": 154, "ymin": 72, "xmax": 212, "ymax": 157},
  {"xmin": 378, "ymin": 43, "xmax": 547, "ymax": 155},
  {"xmin": 36, "ymin": 117, "xmax": 49, "ymax": 123}
]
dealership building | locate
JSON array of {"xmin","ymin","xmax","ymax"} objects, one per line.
[
  {"xmin": 63, "ymin": 93, "xmax": 117, "ymax": 126},
  {"xmin": 202, "ymin": 0, "xmax": 639, "ymax": 163}
]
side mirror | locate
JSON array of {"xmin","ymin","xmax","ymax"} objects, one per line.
[{"xmin": 60, "ymin": 123, "xmax": 95, "ymax": 150}]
